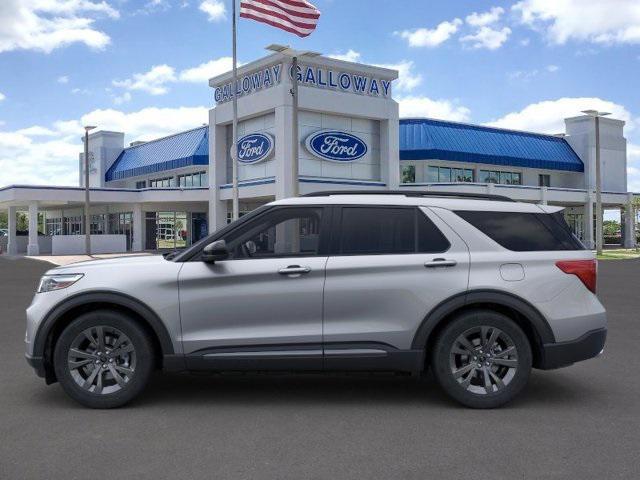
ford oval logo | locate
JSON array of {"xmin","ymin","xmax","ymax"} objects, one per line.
[
  {"xmin": 234, "ymin": 133, "xmax": 274, "ymax": 164},
  {"xmin": 305, "ymin": 131, "xmax": 368, "ymax": 162}
]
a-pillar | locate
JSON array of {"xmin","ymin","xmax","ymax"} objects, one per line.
[
  {"xmin": 7, "ymin": 206, "xmax": 17, "ymax": 254},
  {"xmin": 623, "ymin": 193, "xmax": 636, "ymax": 249},
  {"xmin": 132, "ymin": 204, "xmax": 143, "ymax": 252},
  {"xmin": 583, "ymin": 194, "xmax": 595, "ymax": 249},
  {"xmin": 27, "ymin": 203, "xmax": 40, "ymax": 255}
]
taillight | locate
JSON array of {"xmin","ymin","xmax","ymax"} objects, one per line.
[{"xmin": 555, "ymin": 259, "xmax": 597, "ymax": 294}]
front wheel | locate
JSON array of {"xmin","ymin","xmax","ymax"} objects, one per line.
[
  {"xmin": 53, "ymin": 310, "xmax": 155, "ymax": 409},
  {"xmin": 431, "ymin": 310, "xmax": 532, "ymax": 408}
]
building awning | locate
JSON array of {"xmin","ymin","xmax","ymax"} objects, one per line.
[
  {"xmin": 105, "ymin": 126, "xmax": 209, "ymax": 181},
  {"xmin": 399, "ymin": 118, "xmax": 584, "ymax": 172}
]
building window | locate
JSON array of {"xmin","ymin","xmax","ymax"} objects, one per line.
[
  {"xmin": 427, "ymin": 166, "xmax": 473, "ymax": 183},
  {"xmin": 46, "ymin": 218, "xmax": 63, "ymax": 236},
  {"xmin": 178, "ymin": 171, "xmax": 208, "ymax": 188},
  {"xmin": 479, "ymin": 170, "xmax": 522, "ymax": 185},
  {"xmin": 90, "ymin": 214, "xmax": 106, "ymax": 234},
  {"xmin": 539, "ymin": 174, "xmax": 551, "ymax": 187},
  {"xmin": 401, "ymin": 165, "xmax": 416, "ymax": 184},
  {"xmin": 136, "ymin": 180, "xmax": 147, "ymax": 189},
  {"xmin": 149, "ymin": 177, "xmax": 175, "ymax": 188}
]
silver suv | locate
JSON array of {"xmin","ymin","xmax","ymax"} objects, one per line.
[{"xmin": 25, "ymin": 191, "xmax": 607, "ymax": 409}]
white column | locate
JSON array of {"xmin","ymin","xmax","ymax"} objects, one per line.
[
  {"xmin": 132, "ymin": 204, "xmax": 143, "ymax": 252},
  {"xmin": 274, "ymin": 104, "xmax": 295, "ymax": 200},
  {"xmin": 381, "ymin": 116, "xmax": 400, "ymax": 190},
  {"xmin": 210, "ymin": 114, "xmax": 229, "ymax": 232},
  {"xmin": 584, "ymin": 194, "xmax": 595, "ymax": 249},
  {"xmin": 624, "ymin": 193, "xmax": 636, "ymax": 249},
  {"xmin": 27, "ymin": 203, "xmax": 40, "ymax": 255},
  {"xmin": 7, "ymin": 206, "xmax": 17, "ymax": 255},
  {"xmin": 540, "ymin": 186, "xmax": 548, "ymax": 205}
]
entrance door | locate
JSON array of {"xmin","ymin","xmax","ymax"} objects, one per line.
[{"xmin": 178, "ymin": 206, "xmax": 331, "ymax": 370}]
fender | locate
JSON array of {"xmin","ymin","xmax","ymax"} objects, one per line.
[
  {"xmin": 411, "ymin": 289, "xmax": 556, "ymax": 350},
  {"xmin": 33, "ymin": 291, "xmax": 176, "ymax": 360}
]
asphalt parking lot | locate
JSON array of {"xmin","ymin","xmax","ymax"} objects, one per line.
[{"xmin": 1, "ymin": 256, "xmax": 639, "ymax": 479}]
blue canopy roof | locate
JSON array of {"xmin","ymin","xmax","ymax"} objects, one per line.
[
  {"xmin": 105, "ymin": 126, "xmax": 209, "ymax": 181},
  {"xmin": 399, "ymin": 118, "xmax": 583, "ymax": 172}
]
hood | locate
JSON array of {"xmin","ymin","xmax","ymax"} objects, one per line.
[{"xmin": 49, "ymin": 254, "xmax": 169, "ymax": 274}]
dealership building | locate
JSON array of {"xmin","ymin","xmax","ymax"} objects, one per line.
[{"xmin": 0, "ymin": 52, "xmax": 636, "ymax": 255}]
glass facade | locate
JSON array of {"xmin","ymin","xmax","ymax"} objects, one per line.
[
  {"xmin": 401, "ymin": 165, "xmax": 416, "ymax": 184},
  {"xmin": 145, "ymin": 211, "xmax": 207, "ymax": 250},
  {"xmin": 149, "ymin": 177, "xmax": 175, "ymax": 188},
  {"xmin": 178, "ymin": 171, "xmax": 208, "ymax": 188},
  {"xmin": 427, "ymin": 166, "xmax": 474, "ymax": 183},
  {"xmin": 479, "ymin": 170, "xmax": 522, "ymax": 185}
]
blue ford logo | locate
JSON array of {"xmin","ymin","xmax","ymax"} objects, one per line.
[
  {"xmin": 235, "ymin": 133, "xmax": 274, "ymax": 164},
  {"xmin": 305, "ymin": 131, "xmax": 368, "ymax": 162}
]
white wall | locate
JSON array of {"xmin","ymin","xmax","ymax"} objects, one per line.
[
  {"xmin": 52, "ymin": 235, "xmax": 127, "ymax": 255},
  {"xmin": 80, "ymin": 131, "xmax": 125, "ymax": 188}
]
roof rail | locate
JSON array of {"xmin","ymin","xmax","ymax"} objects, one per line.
[{"xmin": 302, "ymin": 190, "xmax": 515, "ymax": 202}]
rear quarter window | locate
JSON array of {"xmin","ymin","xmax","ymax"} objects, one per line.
[{"xmin": 455, "ymin": 210, "xmax": 585, "ymax": 251}]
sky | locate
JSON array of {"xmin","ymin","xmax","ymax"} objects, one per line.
[{"xmin": 1, "ymin": 0, "xmax": 640, "ymax": 193}]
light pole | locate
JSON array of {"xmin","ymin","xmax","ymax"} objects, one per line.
[
  {"xmin": 582, "ymin": 110, "xmax": 610, "ymax": 255},
  {"xmin": 83, "ymin": 125, "xmax": 96, "ymax": 255},
  {"xmin": 266, "ymin": 44, "xmax": 320, "ymax": 197}
]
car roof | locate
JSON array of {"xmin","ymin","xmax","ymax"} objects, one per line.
[{"xmin": 269, "ymin": 193, "xmax": 563, "ymax": 213}]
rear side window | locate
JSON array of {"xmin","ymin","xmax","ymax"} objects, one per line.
[
  {"xmin": 455, "ymin": 210, "xmax": 585, "ymax": 251},
  {"xmin": 338, "ymin": 207, "xmax": 450, "ymax": 255}
]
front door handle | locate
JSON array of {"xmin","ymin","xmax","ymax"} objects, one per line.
[
  {"xmin": 424, "ymin": 258, "xmax": 457, "ymax": 268},
  {"xmin": 278, "ymin": 265, "xmax": 312, "ymax": 275}
]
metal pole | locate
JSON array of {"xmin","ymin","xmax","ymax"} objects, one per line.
[
  {"xmin": 84, "ymin": 130, "xmax": 91, "ymax": 255},
  {"xmin": 231, "ymin": 0, "xmax": 240, "ymax": 221},
  {"xmin": 291, "ymin": 56, "xmax": 299, "ymax": 197},
  {"xmin": 595, "ymin": 115, "xmax": 603, "ymax": 255}
]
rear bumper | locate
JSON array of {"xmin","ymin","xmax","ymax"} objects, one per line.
[{"xmin": 538, "ymin": 328, "xmax": 607, "ymax": 370}]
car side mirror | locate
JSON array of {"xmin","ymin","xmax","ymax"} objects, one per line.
[{"xmin": 202, "ymin": 240, "xmax": 229, "ymax": 263}]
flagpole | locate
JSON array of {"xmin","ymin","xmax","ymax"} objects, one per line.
[
  {"xmin": 291, "ymin": 55, "xmax": 299, "ymax": 197},
  {"xmin": 231, "ymin": 0, "xmax": 240, "ymax": 221}
]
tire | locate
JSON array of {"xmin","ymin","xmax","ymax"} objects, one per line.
[
  {"xmin": 53, "ymin": 310, "xmax": 155, "ymax": 409},
  {"xmin": 431, "ymin": 309, "xmax": 532, "ymax": 409}
]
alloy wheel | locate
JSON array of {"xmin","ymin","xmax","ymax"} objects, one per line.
[
  {"xmin": 67, "ymin": 325, "xmax": 137, "ymax": 395},
  {"xmin": 449, "ymin": 326, "xmax": 519, "ymax": 395}
]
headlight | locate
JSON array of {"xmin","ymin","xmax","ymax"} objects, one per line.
[{"xmin": 37, "ymin": 274, "xmax": 84, "ymax": 293}]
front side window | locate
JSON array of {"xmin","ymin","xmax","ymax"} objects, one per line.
[
  {"xmin": 224, "ymin": 207, "xmax": 324, "ymax": 259},
  {"xmin": 338, "ymin": 207, "xmax": 450, "ymax": 255}
]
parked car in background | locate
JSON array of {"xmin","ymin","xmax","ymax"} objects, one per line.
[{"xmin": 25, "ymin": 191, "xmax": 606, "ymax": 409}]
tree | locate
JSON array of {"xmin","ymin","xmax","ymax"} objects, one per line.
[{"xmin": 0, "ymin": 211, "xmax": 6, "ymax": 230}]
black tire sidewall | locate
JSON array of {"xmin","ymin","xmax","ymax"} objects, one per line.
[
  {"xmin": 53, "ymin": 310, "xmax": 154, "ymax": 409},
  {"xmin": 432, "ymin": 310, "xmax": 532, "ymax": 409}
]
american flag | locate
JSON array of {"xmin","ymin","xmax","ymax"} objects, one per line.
[{"xmin": 240, "ymin": 0, "xmax": 321, "ymax": 38}]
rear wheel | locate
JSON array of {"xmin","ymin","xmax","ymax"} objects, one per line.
[
  {"xmin": 53, "ymin": 310, "xmax": 154, "ymax": 409},
  {"xmin": 431, "ymin": 310, "xmax": 532, "ymax": 408}
]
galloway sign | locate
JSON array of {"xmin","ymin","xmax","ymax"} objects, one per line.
[
  {"xmin": 234, "ymin": 133, "xmax": 275, "ymax": 164},
  {"xmin": 305, "ymin": 131, "xmax": 368, "ymax": 162},
  {"xmin": 214, "ymin": 64, "xmax": 282, "ymax": 104},
  {"xmin": 292, "ymin": 64, "xmax": 392, "ymax": 99}
]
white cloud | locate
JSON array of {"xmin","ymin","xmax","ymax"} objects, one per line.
[
  {"xmin": 520, "ymin": 38, "xmax": 531, "ymax": 46},
  {"xmin": 546, "ymin": 64, "xmax": 560, "ymax": 72},
  {"xmin": 0, "ymin": 106, "xmax": 209, "ymax": 187},
  {"xmin": 373, "ymin": 60, "xmax": 422, "ymax": 93},
  {"xmin": 328, "ymin": 50, "xmax": 362, "ymax": 63},
  {"xmin": 513, "ymin": 0, "xmax": 640, "ymax": 45},
  {"xmin": 396, "ymin": 19, "xmax": 463, "ymax": 48},
  {"xmin": 199, "ymin": 0, "xmax": 226, "ymax": 22},
  {"xmin": 113, "ymin": 91, "xmax": 132, "ymax": 105},
  {"xmin": 398, "ymin": 96, "xmax": 471, "ymax": 122},
  {"xmin": 57, "ymin": 75, "xmax": 70, "ymax": 84},
  {"xmin": 486, "ymin": 97, "xmax": 635, "ymax": 134},
  {"xmin": 466, "ymin": 7, "xmax": 504, "ymax": 27},
  {"xmin": 0, "ymin": 0, "xmax": 119, "ymax": 54},
  {"xmin": 113, "ymin": 64, "xmax": 177, "ymax": 95},
  {"xmin": 0, "ymin": 92, "xmax": 5, "ymax": 102},
  {"xmin": 461, "ymin": 26, "xmax": 511, "ymax": 50},
  {"xmin": 179, "ymin": 57, "xmax": 234, "ymax": 82},
  {"xmin": 508, "ymin": 64, "xmax": 560, "ymax": 81}
]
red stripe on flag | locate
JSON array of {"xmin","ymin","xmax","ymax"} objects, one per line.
[
  {"xmin": 248, "ymin": 0, "xmax": 320, "ymax": 19},
  {"xmin": 239, "ymin": 11, "xmax": 313, "ymax": 37},
  {"xmin": 240, "ymin": 3, "xmax": 317, "ymax": 29}
]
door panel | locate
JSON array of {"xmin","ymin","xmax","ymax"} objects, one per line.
[
  {"xmin": 323, "ymin": 206, "xmax": 470, "ymax": 351},
  {"xmin": 178, "ymin": 256, "xmax": 327, "ymax": 354}
]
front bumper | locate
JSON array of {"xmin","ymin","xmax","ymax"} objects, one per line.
[
  {"xmin": 538, "ymin": 328, "xmax": 607, "ymax": 370},
  {"xmin": 25, "ymin": 353, "xmax": 46, "ymax": 378}
]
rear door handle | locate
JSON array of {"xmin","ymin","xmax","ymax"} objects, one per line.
[
  {"xmin": 278, "ymin": 265, "xmax": 312, "ymax": 275},
  {"xmin": 424, "ymin": 258, "xmax": 457, "ymax": 268}
]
